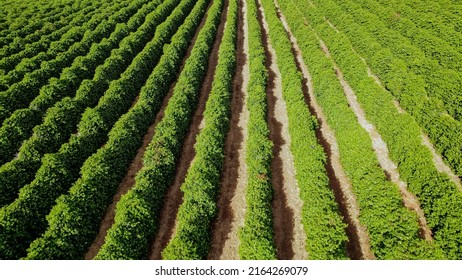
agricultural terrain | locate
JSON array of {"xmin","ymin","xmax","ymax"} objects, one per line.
[{"xmin": 0, "ymin": 0, "xmax": 461, "ymax": 260}]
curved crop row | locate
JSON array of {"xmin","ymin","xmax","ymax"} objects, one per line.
[
  {"xmin": 22, "ymin": 0, "xmax": 209, "ymax": 260},
  {"xmin": 301, "ymin": 0, "xmax": 462, "ymax": 260},
  {"xmin": 406, "ymin": 0, "xmax": 462, "ymax": 33},
  {"xmin": 0, "ymin": 0, "xmax": 135, "ymax": 118},
  {"xmin": 0, "ymin": 1, "xmax": 106, "ymax": 75},
  {"xmin": 260, "ymin": 0, "xmax": 347, "ymax": 259},
  {"xmin": 279, "ymin": 0, "xmax": 438, "ymax": 259},
  {"xmin": 355, "ymin": 0, "xmax": 462, "ymax": 73},
  {"xmin": 0, "ymin": 0, "xmax": 165, "ymax": 206},
  {"xmin": 0, "ymin": 0, "xmax": 80, "ymax": 48},
  {"xmin": 0, "ymin": 0, "xmax": 123, "ymax": 87},
  {"xmin": 0, "ymin": 0, "xmax": 194, "ymax": 259},
  {"xmin": 308, "ymin": 0, "xmax": 462, "ymax": 178},
  {"xmin": 161, "ymin": 0, "xmax": 237, "ymax": 260},
  {"xmin": 316, "ymin": 0, "xmax": 462, "ymax": 123},
  {"xmin": 0, "ymin": 0, "xmax": 97, "ymax": 60},
  {"xmin": 374, "ymin": 0, "xmax": 462, "ymax": 53},
  {"xmin": 237, "ymin": 0, "xmax": 275, "ymax": 260},
  {"xmin": 0, "ymin": 0, "xmax": 160, "ymax": 165},
  {"xmin": 340, "ymin": 0, "xmax": 462, "ymax": 121},
  {"xmin": 94, "ymin": 0, "xmax": 222, "ymax": 260}
]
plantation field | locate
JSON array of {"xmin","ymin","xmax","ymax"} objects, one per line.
[{"xmin": 0, "ymin": 0, "xmax": 461, "ymax": 260}]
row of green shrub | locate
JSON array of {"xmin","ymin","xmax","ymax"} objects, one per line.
[
  {"xmin": 237, "ymin": 0, "xmax": 276, "ymax": 260},
  {"xmin": 94, "ymin": 0, "xmax": 223, "ymax": 260},
  {"xmin": 0, "ymin": 0, "xmax": 163, "ymax": 208},
  {"xmin": 280, "ymin": 0, "xmax": 438, "ymax": 259},
  {"xmin": 0, "ymin": 0, "xmax": 161, "ymax": 168},
  {"xmin": 310, "ymin": 0, "xmax": 462, "ymax": 177},
  {"xmin": 0, "ymin": 0, "xmax": 140, "ymax": 119},
  {"xmin": 355, "ymin": 0, "xmax": 462, "ymax": 73},
  {"xmin": 0, "ymin": 0, "xmax": 105, "ymax": 71},
  {"xmin": 373, "ymin": 0, "xmax": 462, "ymax": 54},
  {"xmin": 329, "ymin": 0, "xmax": 462, "ymax": 123},
  {"xmin": 0, "ymin": 0, "xmax": 81, "ymax": 51},
  {"xmin": 260, "ymin": 0, "xmax": 347, "ymax": 259},
  {"xmin": 300, "ymin": 0, "xmax": 462, "ymax": 260},
  {"xmin": 161, "ymin": 0, "xmax": 237, "ymax": 260},
  {"xmin": 23, "ymin": 0, "xmax": 212, "ymax": 260},
  {"xmin": 0, "ymin": 0, "xmax": 126, "ymax": 91},
  {"xmin": 0, "ymin": 0, "xmax": 195, "ymax": 259}
]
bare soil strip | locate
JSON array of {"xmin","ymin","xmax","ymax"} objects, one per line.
[
  {"xmin": 148, "ymin": 0, "xmax": 229, "ymax": 260},
  {"xmin": 357, "ymin": 51, "xmax": 462, "ymax": 190},
  {"xmin": 319, "ymin": 40, "xmax": 434, "ymax": 241},
  {"xmin": 85, "ymin": 4, "xmax": 210, "ymax": 259},
  {"xmin": 421, "ymin": 134, "xmax": 462, "ymax": 191},
  {"xmin": 256, "ymin": 0, "xmax": 308, "ymax": 260},
  {"xmin": 208, "ymin": 0, "xmax": 249, "ymax": 260},
  {"xmin": 325, "ymin": 18, "xmax": 340, "ymax": 33},
  {"xmin": 275, "ymin": 1, "xmax": 374, "ymax": 260},
  {"xmin": 85, "ymin": 115, "xmax": 158, "ymax": 260}
]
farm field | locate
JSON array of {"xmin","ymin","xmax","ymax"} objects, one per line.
[{"xmin": 0, "ymin": 0, "xmax": 461, "ymax": 260}]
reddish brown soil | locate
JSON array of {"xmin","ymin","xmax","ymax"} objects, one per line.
[
  {"xmin": 208, "ymin": 0, "xmax": 249, "ymax": 260},
  {"xmin": 148, "ymin": 0, "xmax": 229, "ymax": 260},
  {"xmin": 84, "ymin": 117, "xmax": 158, "ymax": 260},
  {"xmin": 353, "ymin": 46, "xmax": 462, "ymax": 191},
  {"xmin": 275, "ymin": 0, "xmax": 374, "ymax": 260},
  {"xmin": 256, "ymin": 0, "xmax": 308, "ymax": 260}
]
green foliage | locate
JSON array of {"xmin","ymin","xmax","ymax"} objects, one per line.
[
  {"xmin": 237, "ymin": 0, "xmax": 276, "ymax": 260},
  {"xmin": 280, "ymin": 0, "xmax": 440, "ymax": 259},
  {"xmin": 0, "ymin": 0, "xmax": 92, "ymax": 57},
  {"xmin": 309, "ymin": 0, "xmax": 462, "ymax": 177},
  {"xmin": 0, "ymin": 0, "xmax": 189, "ymax": 259},
  {"xmin": 96, "ymin": 0, "xmax": 222, "ymax": 260},
  {"xmin": 0, "ymin": 0, "xmax": 165, "ymax": 208},
  {"xmin": 24, "ymin": 0, "xmax": 209, "ymax": 260},
  {"xmin": 161, "ymin": 0, "xmax": 238, "ymax": 260},
  {"xmin": 300, "ymin": 0, "xmax": 462, "ymax": 259},
  {"xmin": 0, "ymin": 0, "xmax": 148, "ymax": 121},
  {"xmin": 259, "ymin": 0, "xmax": 347, "ymax": 259}
]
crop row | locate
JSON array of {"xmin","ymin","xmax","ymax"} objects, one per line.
[
  {"xmin": 0, "ymin": 0, "xmax": 100, "ymax": 60},
  {"xmin": 0, "ymin": 0, "xmax": 194, "ymax": 259},
  {"xmin": 0, "ymin": 0, "xmax": 140, "ymax": 118},
  {"xmin": 161, "ymin": 0, "xmax": 237, "ymax": 260},
  {"xmin": 260, "ymin": 0, "xmax": 347, "ymax": 259},
  {"xmin": 95, "ymin": 0, "xmax": 222, "ymax": 260},
  {"xmin": 0, "ymin": 0, "xmax": 80, "ymax": 47},
  {"xmin": 0, "ymin": 0, "xmax": 159, "ymax": 207},
  {"xmin": 373, "ymin": 0, "xmax": 462, "ymax": 53},
  {"xmin": 0, "ymin": 0, "xmax": 162, "ymax": 169},
  {"xmin": 355, "ymin": 0, "xmax": 462, "ymax": 72},
  {"xmin": 298, "ymin": 0, "xmax": 462, "ymax": 259},
  {"xmin": 309, "ymin": 0, "xmax": 462, "ymax": 178},
  {"xmin": 404, "ymin": 0, "xmax": 462, "ymax": 33},
  {"xmin": 343, "ymin": 0, "xmax": 462, "ymax": 121},
  {"xmin": 280, "ymin": 0, "xmax": 437, "ymax": 259},
  {"xmin": 0, "ymin": 0, "xmax": 124, "ymax": 89},
  {"xmin": 317, "ymin": 0, "xmax": 462, "ymax": 123},
  {"xmin": 24, "ymin": 0, "xmax": 212, "ymax": 260},
  {"xmin": 237, "ymin": 0, "xmax": 276, "ymax": 260}
]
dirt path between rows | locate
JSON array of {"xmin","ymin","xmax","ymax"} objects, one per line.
[
  {"xmin": 84, "ymin": 20, "xmax": 176, "ymax": 261},
  {"xmin": 208, "ymin": 0, "xmax": 249, "ymax": 260},
  {"xmin": 319, "ymin": 40, "xmax": 433, "ymax": 241},
  {"xmin": 84, "ymin": 111, "xmax": 159, "ymax": 260},
  {"xmin": 275, "ymin": 0, "xmax": 374, "ymax": 260},
  {"xmin": 256, "ymin": 0, "xmax": 308, "ymax": 260},
  {"xmin": 355, "ymin": 50, "xmax": 462, "ymax": 192},
  {"xmin": 421, "ymin": 135, "xmax": 462, "ymax": 191},
  {"xmin": 148, "ymin": 0, "xmax": 229, "ymax": 260}
]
